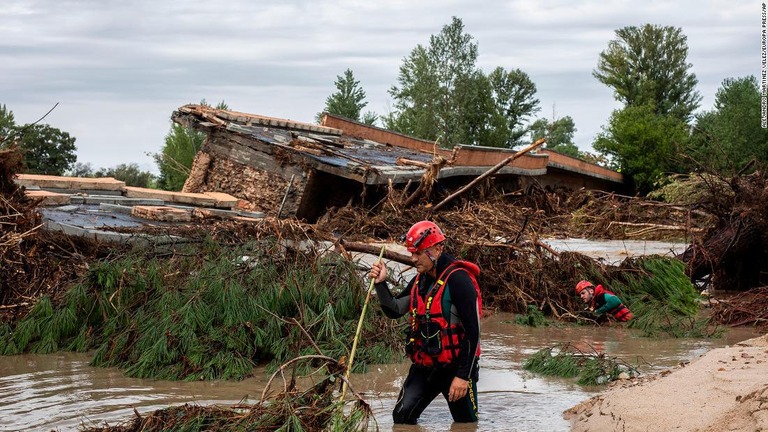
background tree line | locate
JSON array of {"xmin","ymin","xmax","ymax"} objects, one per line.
[
  {"xmin": 320, "ymin": 20, "xmax": 767, "ymax": 195},
  {"xmin": 2, "ymin": 20, "xmax": 765, "ymax": 196},
  {"xmin": 0, "ymin": 100, "xmax": 227, "ymax": 190}
]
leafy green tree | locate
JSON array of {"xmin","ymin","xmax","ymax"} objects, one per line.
[
  {"xmin": 457, "ymin": 71, "xmax": 500, "ymax": 146},
  {"xmin": 361, "ymin": 111, "xmax": 378, "ymax": 126},
  {"xmin": 0, "ymin": 104, "xmax": 15, "ymax": 142},
  {"xmin": 385, "ymin": 17, "xmax": 540, "ymax": 148},
  {"xmin": 67, "ymin": 162, "xmax": 94, "ymax": 177},
  {"xmin": 316, "ymin": 69, "xmax": 369, "ymax": 123},
  {"xmin": 14, "ymin": 124, "xmax": 77, "ymax": 175},
  {"xmin": 594, "ymin": 24, "xmax": 701, "ymax": 122},
  {"xmin": 529, "ymin": 115, "xmax": 579, "ymax": 157},
  {"xmin": 95, "ymin": 163, "xmax": 156, "ymax": 188},
  {"xmin": 154, "ymin": 123, "xmax": 204, "ymax": 191},
  {"xmin": 594, "ymin": 104, "xmax": 690, "ymax": 194},
  {"xmin": 687, "ymin": 76, "xmax": 768, "ymax": 173},
  {"xmin": 1, "ymin": 104, "xmax": 78, "ymax": 175},
  {"xmin": 386, "ymin": 17, "xmax": 476, "ymax": 146},
  {"xmin": 154, "ymin": 100, "xmax": 228, "ymax": 191},
  {"xmin": 486, "ymin": 67, "xmax": 540, "ymax": 146}
]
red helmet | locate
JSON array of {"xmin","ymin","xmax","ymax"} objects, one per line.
[
  {"xmin": 404, "ymin": 221, "xmax": 445, "ymax": 253},
  {"xmin": 575, "ymin": 280, "xmax": 594, "ymax": 294}
]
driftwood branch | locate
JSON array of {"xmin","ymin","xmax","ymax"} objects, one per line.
[
  {"xmin": 402, "ymin": 155, "xmax": 452, "ymax": 208},
  {"xmin": 534, "ymin": 240, "xmax": 560, "ymax": 256},
  {"xmin": 430, "ymin": 138, "xmax": 546, "ymax": 212},
  {"xmin": 607, "ymin": 221, "xmax": 704, "ymax": 235},
  {"xmin": 402, "ymin": 183, "xmax": 427, "ymax": 208},
  {"xmin": 0, "ymin": 302, "xmax": 29, "ymax": 310},
  {"xmin": 277, "ymin": 174, "xmax": 296, "ymax": 219},
  {"xmin": 396, "ymin": 157, "xmax": 431, "ymax": 168}
]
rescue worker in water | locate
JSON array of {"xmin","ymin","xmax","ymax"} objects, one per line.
[
  {"xmin": 369, "ymin": 220, "xmax": 482, "ymax": 424},
  {"xmin": 575, "ymin": 280, "xmax": 633, "ymax": 322}
]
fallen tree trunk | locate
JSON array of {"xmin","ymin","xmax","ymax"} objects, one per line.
[{"xmin": 338, "ymin": 239, "xmax": 412, "ymax": 266}]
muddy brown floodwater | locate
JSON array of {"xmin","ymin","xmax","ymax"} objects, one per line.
[{"xmin": 0, "ymin": 312, "xmax": 760, "ymax": 432}]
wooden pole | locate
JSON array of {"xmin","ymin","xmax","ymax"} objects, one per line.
[
  {"xmin": 430, "ymin": 138, "xmax": 546, "ymax": 212},
  {"xmin": 339, "ymin": 245, "xmax": 386, "ymax": 404}
]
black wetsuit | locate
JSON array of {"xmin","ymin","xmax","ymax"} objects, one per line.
[{"xmin": 375, "ymin": 253, "xmax": 481, "ymax": 424}]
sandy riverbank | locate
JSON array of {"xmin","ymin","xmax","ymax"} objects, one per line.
[{"xmin": 564, "ymin": 334, "xmax": 768, "ymax": 431}]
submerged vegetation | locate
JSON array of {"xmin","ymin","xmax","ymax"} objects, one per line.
[
  {"xmin": 564, "ymin": 256, "xmax": 707, "ymax": 335},
  {"xmin": 521, "ymin": 256, "xmax": 712, "ymax": 386},
  {"xmin": 564, "ymin": 256, "xmax": 710, "ymax": 337},
  {"xmin": 514, "ymin": 304, "xmax": 552, "ymax": 327},
  {"xmin": 523, "ymin": 343, "xmax": 639, "ymax": 386},
  {"xmin": 0, "ymin": 238, "xmax": 402, "ymax": 381}
]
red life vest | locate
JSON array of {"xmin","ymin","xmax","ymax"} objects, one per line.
[
  {"xmin": 591, "ymin": 284, "xmax": 633, "ymax": 322},
  {"xmin": 407, "ymin": 260, "xmax": 482, "ymax": 366}
]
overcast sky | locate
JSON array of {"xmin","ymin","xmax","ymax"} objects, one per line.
[{"xmin": 1, "ymin": 0, "xmax": 757, "ymax": 173}]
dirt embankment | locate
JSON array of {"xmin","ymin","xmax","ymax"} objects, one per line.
[{"xmin": 564, "ymin": 334, "xmax": 768, "ymax": 432}]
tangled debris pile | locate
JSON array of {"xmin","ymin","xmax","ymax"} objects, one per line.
[
  {"xmin": 709, "ymin": 287, "xmax": 768, "ymax": 327},
  {"xmin": 0, "ymin": 151, "xmax": 753, "ymax": 324},
  {"xmin": 80, "ymin": 356, "xmax": 375, "ymax": 432},
  {"xmin": 0, "ymin": 147, "xmax": 117, "ymax": 323},
  {"xmin": 3, "ymin": 144, "xmax": 767, "ymax": 332},
  {"xmin": 680, "ymin": 168, "xmax": 768, "ymax": 292},
  {"xmin": 314, "ymin": 186, "xmax": 710, "ymax": 316}
]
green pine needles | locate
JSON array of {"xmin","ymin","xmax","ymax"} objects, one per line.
[
  {"xmin": 515, "ymin": 304, "xmax": 552, "ymax": 327},
  {"xmin": 613, "ymin": 257, "xmax": 713, "ymax": 337},
  {"xmin": 523, "ymin": 343, "xmax": 639, "ymax": 386},
  {"xmin": 0, "ymin": 239, "xmax": 402, "ymax": 381}
]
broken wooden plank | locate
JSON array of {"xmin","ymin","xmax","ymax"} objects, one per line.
[
  {"xmin": 201, "ymin": 192, "xmax": 238, "ymax": 209},
  {"xmin": 191, "ymin": 207, "xmax": 262, "ymax": 222},
  {"xmin": 132, "ymin": 206, "xmax": 192, "ymax": 222},
  {"xmin": 396, "ymin": 158, "xmax": 432, "ymax": 168},
  {"xmin": 25, "ymin": 190, "xmax": 71, "ymax": 206},
  {"xmin": 123, "ymin": 186, "xmax": 218, "ymax": 207},
  {"xmin": 16, "ymin": 174, "xmax": 125, "ymax": 191}
]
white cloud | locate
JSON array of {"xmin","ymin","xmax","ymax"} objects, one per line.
[{"xmin": 1, "ymin": 0, "xmax": 757, "ymax": 172}]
